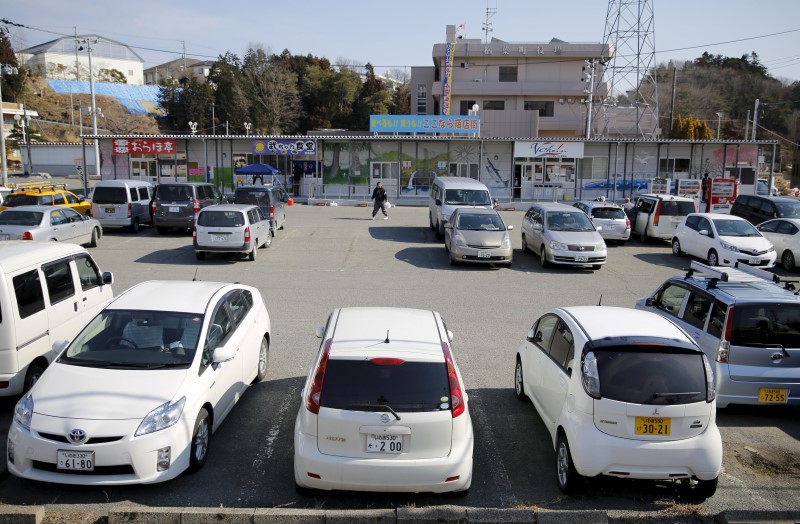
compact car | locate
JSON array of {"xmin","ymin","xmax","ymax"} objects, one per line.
[
  {"xmin": 444, "ymin": 208, "xmax": 513, "ymax": 267},
  {"xmin": 521, "ymin": 202, "xmax": 607, "ymax": 270},
  {"xmin": 573, "ymin": 200, "xmax": 631, "ymax": 244},
  {"xmin": 671, "ymin": 213, "xmax": 776, "ymax": 268},
  {"xmin": 233, "ymin": 185, "xmax": 288, "ymax": 235},
  {"xmin": 193, "ymin": 204, "xmax": 272, "ymax": 261},
  {"xmin": 757, "ymin": 217, "xmax": 800, "ymax": 271},
  {"xmin": 7, "ymin": 280, "xmax": 271, "ymax": 485},
  {"xmin": 151, "ymin": 182, "xmax": 224, "ymax": 234},
  {"xmin": 294, "ymin": 307, "xmax": 473, "ymax": 494},
  {"xmin": 0, "ymin": 183, "xmax": 91, "ymax": 216},
  {"xmin": 514, "ymin": 306, "xmax": 721, "ymax": 499},
  {"xmin": 0, "ymin": 206, "xmax": 102, "ymax": 247}
]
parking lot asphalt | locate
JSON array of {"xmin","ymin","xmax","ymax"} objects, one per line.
[{"xmin": 1, "ymin": 202, "xmax": 799, "ymax": 522}]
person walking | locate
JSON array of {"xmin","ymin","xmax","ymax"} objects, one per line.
[{"xmin": 371, "ymin": 181, "xmax": 389, "ymax": 220}]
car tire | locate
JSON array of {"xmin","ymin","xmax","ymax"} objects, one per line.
[
  {"xmin": 23, "ymin": 362, "xmax": 45, "ymax": 393},
  {"xmin": 188, "ymin": 408, "xmax": 210, "ymax": 473},
  {"xmin": 639, "ymin": 230, "xmax": 648, "ymax": 244},
  {"xmin": 782, "ymin": 250, "xmax": 796, "ymax": 272},
  {"xmin": 707, "ymin": 249, "xmax": 719, "ymax": 266},
  {"xmin": 514, "ymin": 358, "xmax": 527, "ymax": 401},
  {"xmin": 261, "ymin": 231, "xmax": 272, "ymax": 248},
  {"xmin": 429, "ymin": 213, "xmax": 435, "ymax": 231},
  {"xmin": 255, "ymin": 338, "xmax": 269, "ymax": 382},
  {"xmin": 681, "ymin": 477, "xmax": 718, "ymax": 500},
  {"xmin": 449, "ymin": 251, "xmax": 458, "ymax": 265},
  {"xmin": 671, "ymin": 238, "xmax": 683, "ymax": 256},
  {"xmin": 444, "ymin": 240, "xmax": 449, "ymax": 253},
  {"xmin": 129, "ymin": 218, "xmax": 140, "ymax": 234},
  {"xmin": 521, "ymin": 234, "xmax": 529, "ymax": 253},
  {"xmin": 436, "ymin": 221, "xmax": 444, "ymax": 240},
  {"xmin": 249, "ymin": 245, "xmax": 257, "ymax": 261},
  {"xmin": 89, "ymin": 228, "xmax": 99, "ymax": 248},
  {"xmin": 195, "ymin": 251, "xmax": 206, "ymax": 261},
  {"xmin": 540, "ymin": 246, "xmax": 549, "ymax": 268},
  {"xmin": 556, "ymin": 433, "xmax": 583, "ymax": 494},
  {"xmin": 279, "ymin": 216, "xmax": 285, "ymax": 230}
]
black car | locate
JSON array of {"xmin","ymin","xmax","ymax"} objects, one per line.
[
  {"xmin": 233, "ymin": 185, "xmax": 288, "ymax": 236},
  {"xmin": 151, "ymin": 182, "xmax": 224, "ymax": 234},
  {"xmin": 730, "ymin": 194, "xmax": 800, "ymax": 225}
]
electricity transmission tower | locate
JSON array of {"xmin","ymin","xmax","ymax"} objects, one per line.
[{"xmin": 594, "ymin": 0, "xmax": 660, "ymax": 138}]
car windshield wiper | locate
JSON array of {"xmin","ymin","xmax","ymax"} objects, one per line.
[
  {"xmin": 652, "ymin": 391, "xmax": 701, "ymax": 399},
  {"xmin": 72, "ymin": 361, "xmax": 177, "ymax": 369},
  {"xmin": 346, "ymin": 402, "xmax": 401, "ymax": 420},
  {"xmin": 746, "ymin": 342, "xmax": 790, "ymax": 358}
]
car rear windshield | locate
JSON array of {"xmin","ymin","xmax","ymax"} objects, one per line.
[
  {"xmin": 659, "ymin": 200, "xmax": 696, "ymax": 216},
  {"xmin": 3, "ymin": 195, "xmax": 40, "ymax": 207},
  {"xmin": 591, "ymin": 207, "xmax": 626, "ymax": 220},
  {"xmin": 157, "ymin": 185, "xmax": 193, "ymax": 201},
  {"xmin": 592, "ymin": 346, "xmax": 708, "ymax": 405},
  {"xmin": 197, "ymin": 210, "xmax": 245, "ymax": 227},
  {"xmin": 0, "ymin": 211, "xmax": 42, "ymax": 226},
  {"xmin": 320, "ymin": 359, "xmax": 451, "ymax": 413},
  {"xmin": 444, "ymin": 189, "xmax": 492, "ymax": 206},
  {"xmin": 731, "ymin": 303, "xmax": 800, "ymax": 348},
  {"xmin": 234, "ymin": 189, "xmax": 272, "ymax": 206},
  {"xmin": 92, "ymin": 187, "xmax": 128, "ymax": 204},
  {"xmin": 775, "ymin": 201, "xmax": 800, "ymax": 218}
]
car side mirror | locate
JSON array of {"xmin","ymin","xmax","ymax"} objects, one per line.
[
  {"xmin": 212, "ymin": 345, "xmax": 236, "ymax": 363},
  {"xmin": 645, "ymin": 297, "xmax": 655, "ymax": 307},
  {"xmin": 52, "ymin": 339, "xmax": 70, "ymax": 354},
  {"xmin": 102, "ymin": 271, "xmax": 113, "ymax": 285},
  {"xmin": 533, "ymin": 223, "xmax": 543, "ymax": 231},
  {"xmin": 526, "ymin": 327, "xmax": 536, "ymax": 342},
  {"xmin": 699, "ymin": 229, "xmax": 710, "ymax": 237},
  {"xmin": 315, "ymin": 325, "xmax": 325, "ymax": 338},
  {"xmin": 447, "ymin": 330, "xmax": 454, "ymax": 342},
  {"xmin": 435, "ymin": 199, "xmax": 442, "ymax": 206}
]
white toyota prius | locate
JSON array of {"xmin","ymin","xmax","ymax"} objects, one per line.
[{"xmin": 7, "ymin": 280, "xmax": 271, "ymax": 485}]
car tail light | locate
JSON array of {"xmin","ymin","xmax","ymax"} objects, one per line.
[
  {"xmin": 22, "ymin": 231, "xmax": 33, "ymax": 240},
  {"xmin": 127, "ymin": 203, "xmax": 132, "ymax": 218},
  {"xmin": 244, "ymin": 226, "xmax": 251, "ymax": 243},
  {"xmin": 306, "ymin": 339, "xmax": 332, "ymax": 414},
  {"xmin": 370, "ymin": 358, "xmax": 405, "ymax": 366},
  {"xmin": 652, "ymin": 200, "xmax": 662, "ymax": 226},
  {"xmin": 269, "ymin": 205, "xmax": 275, "ymax": 219},
  {"xmin": 625, "ymin": 216, "xmax": 631, "ymax": 228},
  {"xmin": 717, "ymin": 306, "xmax": 733, "ymax": 363},
  {"xmin": 151, "ymin": 200, "xmax": 157, "ymax": 216},
  {"xmin": 441, "ymin": 342, "xmax": 464, "ymax": 418},
  {"xmin": 192, "ymin": 199, "xmax": 200, "ymax": 213},
  {"xmin": 192, "ymin": 227, "xmax": 197, "ymax": 241}
]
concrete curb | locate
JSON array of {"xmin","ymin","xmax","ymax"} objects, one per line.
[{"xmin": 1, "ymin": 505, "xmax": 798, "ymax": 524}]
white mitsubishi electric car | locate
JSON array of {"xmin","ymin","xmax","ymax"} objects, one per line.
[
  {"xmin": 294, "ymin": 307, "xmax": 473, "ymax": 494},
  {"xmin": 7, "ymin": 280, "xmax": 271, "ymax": 485},
  {"xmin": 514, "ymin": 306, "xmax": 722, "ymax": 499}
]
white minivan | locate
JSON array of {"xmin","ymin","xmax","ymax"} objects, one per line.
[
  {"xmin": 0, "ymin": 242, "xmax": 113, "ymax": 396},
  {"xmin": 428, "ymin": 176, "xmax": 493, "ymax": 238},
  {"xmin": 91, "ymin": 179, "xmax": 154, "ymax": 233}
]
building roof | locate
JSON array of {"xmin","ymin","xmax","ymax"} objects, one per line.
[{"xmin": 19, "ymin": 34, "xmax": 144, "ymax": 64}]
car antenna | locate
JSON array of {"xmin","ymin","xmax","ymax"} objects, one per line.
[
  {"xmin": 384, "ymin": 330, "xmax": 390, "ymax": 344},
  {"xmin": 192, "ymin": 268, "xmax": 199, "ymax": 282},
  {"xmin": 597, "ymin": 294, "xmax": 603, "ymax": 306}
]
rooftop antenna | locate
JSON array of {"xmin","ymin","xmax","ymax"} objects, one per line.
[
  {"xmin": 384, "ymin": 330, "xmax": 390, "ymax": 344},
  {"xmin": 192, "ymin": 267, "xmax": 199, "ymax": 281},
  {"xmin": 482, "ymin": 3, "xmax": 496, "ymax": 44},
  {"xmin": 597, "ymin": 294, "xmax": 603, "ymax": 306}
]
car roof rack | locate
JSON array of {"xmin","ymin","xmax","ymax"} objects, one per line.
[
  {"xmin": 685, "ymin": 261, "xmax": 798, "ymax": 291},
  {"xmin": 10, "ymin": 182, "xmax": 68, "ymax": 193}
]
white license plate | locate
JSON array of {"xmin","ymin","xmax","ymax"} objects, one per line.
[
  {"xmin": 366, "ymin": 434, "xmax": 403, "ymax": 454},
  {"xmin": 57, "ymin": 450, "xmax": 95, "ymax": 471},
  {"xmin": 212, "ymin": 235, "xmax": 228, "ymax": 242},
  {"xmin": 605, "ymin": 225, "xmax": 614, "ymax": 231},
  {"xmin": 477, "ymin": 250, "xmax": 491, "ymax": 258},
  {"xmin": 169, "ymin": 206, "xmax": 180, "ymax": 213},
  {"xmin": 575, "ymin": 255, "xmax": 588, "ymax": 262}
]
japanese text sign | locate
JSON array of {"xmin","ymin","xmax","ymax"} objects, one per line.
[{"xmin": 113, "ymin": 138, "xmax": 176, "ymax": 155}]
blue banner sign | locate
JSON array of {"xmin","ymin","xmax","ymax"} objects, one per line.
[
  {"xmin": 370, "ymin": 115, "xmax": 480, "ymax": 133},
  {"xmin": 252, "ymin": 139, "xmax": 317, "ymax": 156}
]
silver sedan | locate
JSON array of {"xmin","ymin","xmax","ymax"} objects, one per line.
[
  {"xmin": 0, "ymin": 205, "xmax": 102, "ymax": 247},
  {"xmin": 444, "ymin": 208, "xmax": 513, "ymax": 267}
]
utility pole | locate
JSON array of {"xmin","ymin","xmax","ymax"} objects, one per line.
[
  {"xmin": 77, "ymin": 37, "xmax": 102, "ymax": 179},
  {"xmin": 582, "ymin": 59, "xmax": 596, "ymax": 139},
  {"xmin": 751, "ymin": 99, "xmax": 760, "ymax": 141}
]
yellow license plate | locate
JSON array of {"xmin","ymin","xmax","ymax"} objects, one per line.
[
  {"xmin": 758, "ymin": 388, "xmax": 788, "ymax": 403},
  {"xmin": 635, "ymin": 416, "xmax": 671, "ymax": 436}
]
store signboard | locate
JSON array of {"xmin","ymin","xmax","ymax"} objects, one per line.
[{"xmin": 514, "ymin": 141, "xmax": 584, "ymax": 158}]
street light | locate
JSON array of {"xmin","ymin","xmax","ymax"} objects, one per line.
[
  {"xmin": 13, "ymin": 113, "xmax": 33, "ymax": 175},
  {"xmin": 188, "ymin": 121, "xmax": 198, "ymax": 135},
  {"xmin": 0, "ymin": 63, "xmax": 19, "ymax": 186},
  {"xmin": 77, "ymin": 37, "xmax": 101, "ymax": 180},
  {"xmin": 243, "ymin": 122, "xmax": 252, "ymax": 136},
  {"xmin": 716, "ymin": 112, "xmax": 723, "ymax": 140}
]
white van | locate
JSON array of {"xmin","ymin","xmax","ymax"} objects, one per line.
[
  {"xmin": 629, "ymin": 193, "xmax": 697, "ymax": 243},
  {"xmin": 91, "ymin": 179, "xmax": 154, "ymax": 233},
  {"xmin": 428, "ymin": 177, "xmax": 494, "ymax": 238},
  {"xmin": 0, "ymin": 242, "xmax": 113, "ymax": 396}
]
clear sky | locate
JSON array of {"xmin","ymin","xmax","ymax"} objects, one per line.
[{"xmin": 4, "ymin": 0, "xmax": 800, "ymax": 83}]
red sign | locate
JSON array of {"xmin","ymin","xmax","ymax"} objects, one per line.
[
  {"xmin": 707, "ymin": 178, "xmax": 735, "ymax": 213},
  {"xmin": 112, "ymin": 138, "xmax": 177, "ymax": 155}
]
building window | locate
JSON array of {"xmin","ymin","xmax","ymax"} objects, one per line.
[
  {"xmin": 499, "ymin": 66, "xmax": 517, "ymax": 82},
  {"xmin": 449, "ymin": 163, "xmax": 479, "ymax": 180},
  {"xmin": 524, "ymin": 101, "xmax": 555, "ymax": 117},
  {"xmin": 417, "ymin": 84, "xmax": 427, "ymax": 113},
  {"xmin": 417, "ymin": 84, "xmax": 427, "ymax": 99},
  {"xmin": 459, "ymin": 100, "xmax": 477, "ymax": 115},
  {"xmin": 484, "ymin": 100, "xmax": 505, "ymax": 110}
]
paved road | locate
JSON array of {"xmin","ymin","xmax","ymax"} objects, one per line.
[{"xmin": 1, "ymin": 203, "xmax": 799, "ymax": 517}]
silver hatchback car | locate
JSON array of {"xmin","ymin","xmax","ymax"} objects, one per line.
[
  {"xmin": 444, "ymin": 208, "xmax": 513, "ymax": 267},
  {"xmin": 521, "ymin": 202, "xmax": 607, "ymax": 270},
  {"xmin": 573, "ymin": 200, "xmax": 631, "ymax": 244},
  {"xmin": 193, "ymin": 204, "xmax": 271, "ymax": 261}
]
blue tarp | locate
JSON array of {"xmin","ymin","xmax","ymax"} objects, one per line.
[
  {"xmin": 47, "ymin": 80, "xmax": 163, "ymax": 116},
  {"xmin": 235, "ymin": 164, "xmax": 281, "ymax": 175}
]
